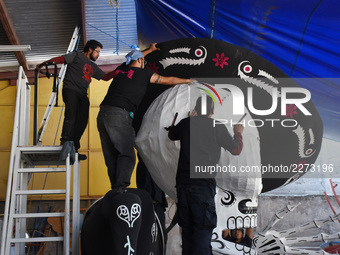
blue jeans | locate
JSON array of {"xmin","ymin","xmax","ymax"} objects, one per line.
[
  {"xmin": 176, "ymin": 185, "xmax": 217, "ymax": 255},
  {"xmin": 97, "ymin": 106, "xmax": 136, "ymax": 189}
]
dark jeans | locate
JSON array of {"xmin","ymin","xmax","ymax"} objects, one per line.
[
  {"xmin": 60, "ymin": 88, "xmax": 89, "ymax": 150},
  {"xmin": 97, "ymin": 106, "xmax": 136, "ymax": 189},
  {"xmin": 176, "ymin": 185, "xmax": 217, "ymax": 255}
]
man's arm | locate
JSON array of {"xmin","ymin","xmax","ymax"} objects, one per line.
[
  {"xmin": 168, "ymin": 118, "xmax": 186, "ymax": 141},
  {"xmin": 101, "ymin": 69, "xmax": 118, "ymax": 81},
  {"xmin": 143, "ymin": 43, "xmax": 191, "ymax": 86},
  {"xmin": 142, "ymin": 43, "xmax": 159, "ymax": 57},
  {"xmin": 222, "ymin": 229, "xmax": 230, "ymax": 239},
  {"xmin": 101, "ymin": 63, "xmax": 125, "ymax": 81},
  {"xmin": 36, "ymin": 56, "xmax": 65, "ymax": 70},
  {"xmin": 217, "ymin": 123, "xmax": 244, "ymax": 155},
  {"xmin": 230, "ymin": 124, "xmax": 244, "ymax": 155},
  {"xmin": 230, "ymin": 132, "xmax": 243, "ymax": 155},
  {"xmin": 168, "ymin": 124, "xmax": 179, "ymax": 141},
  {"xmin": 150, "ymin": 73, "xmax": 191, "ymax": 86},
  {"xmin": 245, "ymin": 228, "xmax": 253, "ymax": 239},
  {"xmin": 167, "ymin": 113, "xmax": 179, "ymax": 140}
]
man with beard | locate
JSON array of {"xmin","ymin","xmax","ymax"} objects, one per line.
[{"xmin": 37, "ymin": 40, "xmax": 115, "ymax": 161}]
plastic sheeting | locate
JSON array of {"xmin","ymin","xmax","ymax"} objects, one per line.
[{"xmin": 134, "ymin": 0, "xmax": 340, "ymax": 142}]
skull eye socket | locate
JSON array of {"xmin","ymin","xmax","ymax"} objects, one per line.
[
  {"xmin": 195, "ymin": 48, "xmax": 203, "ymax": 57},
  {"xmin": 305, "ymin": 148, "xmax": 313, "ymax": 155},
  {"xmin": 243, "ymin": 64, "xmax": 252, "ymax": 73}
]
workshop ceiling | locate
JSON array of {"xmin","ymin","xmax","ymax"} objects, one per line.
[{"xmin": 0, "ymin": 0, "xmax": 137, "ymax": 77}]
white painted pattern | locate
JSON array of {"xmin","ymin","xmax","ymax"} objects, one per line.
[{"xmin": 117, "ymin": 203, "xmax": 141, "ymax": 228}]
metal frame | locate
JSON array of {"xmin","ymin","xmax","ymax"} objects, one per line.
[
  {"xmin": 72, "ymin": 153, "xmax": 81, "ymax": 255},
  {"xmin": 1, "ymin": 66, "xmax": 29, "ymax": 255},
  {"xmin": 2, "ymin": 146, "xmax": 80, "ymax": 255},
  {"xmin": 1, "ymin": 26, "xmax": 82, "ymax": 255},
  {"xmin": 0, "ymin": 45, "xmax": 31, "ymax": 51}
]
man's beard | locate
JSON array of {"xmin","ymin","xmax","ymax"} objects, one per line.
[{"xmin": 90, "ymin": 53, "xmax": 96, "ymax": 61}]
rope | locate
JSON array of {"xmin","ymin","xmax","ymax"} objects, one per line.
[
  {"xmin": 86, "ymin": 22, "xmax": 138, "ymax": 52},
  {"xmin": 109, "ymin": 0, "xmax": 121, "ymax": 54},
  {"xmin": 86, "ymin": 1, "xmax": 138, "ymax": 53},
  {"xmin": 113, "ymin": 7, "xmax": 120, "ymax": 55},
  {"xmin": 289, "ymin": 0, "xmax": 323, "ymax": 77}
]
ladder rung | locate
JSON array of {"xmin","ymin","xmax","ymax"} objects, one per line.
[
  {"xmin": 11, "ymin": 237, "xmax": 64, "ymax": 243},
  {"xmin": 18, "ymin": 146, "xmax": 62, "ymax": 153},
  {"xmin": 13, "ymin": 212, "xmax": 65, "ymax": 218},
  {"xmin": 16, "ymin": 189, "xmax": 66, "ymax": 195},
  {"xmin": 17, "ymin": 168, "xmax": 66, "ymax": 173}
]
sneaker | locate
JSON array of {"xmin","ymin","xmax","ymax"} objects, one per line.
[
  {"xmin": 77, "ymin": 153, "xmax": 87, "ymax": 161},
  {"xmin": 59, "ymin": 141, "xmax": 76, "ymax": 164}
]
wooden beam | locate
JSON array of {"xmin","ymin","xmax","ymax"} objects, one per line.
[{"xmin": 0, "ymin": 0, "xmax": 29, "ymax": 70}]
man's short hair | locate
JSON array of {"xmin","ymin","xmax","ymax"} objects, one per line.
[
  {"xmin": 194, "ymin": 96, "xmax": 214, "ymax": 116},
  {"xmin": 84, "ymin": 40, "xmax": 103, "ymax": 53}
]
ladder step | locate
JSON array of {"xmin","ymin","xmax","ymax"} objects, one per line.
[
  {"xmin": 18, "ymin": 146, "xmax": 62, "ymax": 153},
  {"xmin": 17, "ymin": 168, "xmax": 66, "ymax": 173},
  {"xmin": 16, "ymin": 189, "xmax": 66, "ymax": 195},
  {"xmin": 11, "ymin": 237, "xmax": 64, "ymax": 243},
  {"xmin": 13, "ymin": 212, "xmax": 65, "ymax": 218}
]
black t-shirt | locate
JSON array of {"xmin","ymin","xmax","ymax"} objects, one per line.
[
  {"xmin": 100, "ymin": 64, "xmax": 154, "ymax": 114},
  {"xmin": 168, "ymin": 116, "xmax": 242, "ymax": 187},
  {"xmin": 63, "ymin": 51, "xmax": 106, "ymax": 95}
]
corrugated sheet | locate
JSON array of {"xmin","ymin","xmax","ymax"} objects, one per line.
[
  {"xmin": 84, "ymin": 0, "xmax": 138, "ymax": 56},
  {"xmin": 0, "ymin": 0, "xmax": 137, "ymax": 73},
  {"xmin": 0, "ymin": 23, "xmax": 17, "ymax": 67},
  {"xmin": 0, "ymin": 0, "xmax": 82, "ymax": 71}
]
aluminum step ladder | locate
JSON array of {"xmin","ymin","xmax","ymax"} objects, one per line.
[
  {"xmin": 1, "ymin": 26, "xmax": 82, "ymax": 255},
  {"xmin": 3, "ymin": 146, "xmax": 80, "ymax": 255}
]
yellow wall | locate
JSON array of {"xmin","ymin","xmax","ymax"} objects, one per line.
[
  {"xmin": 0, "ymin": 76, "xmax": 137, "ymax": 201},
  {"xmin": 0, "ymin": 80, "xmax": 15, "ymax": 201}
]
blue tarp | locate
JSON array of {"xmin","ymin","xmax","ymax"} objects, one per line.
[{"xmin": 134, "ymin": 0, "xmax": 340, "ymax": 141}]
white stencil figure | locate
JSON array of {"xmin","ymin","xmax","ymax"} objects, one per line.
[
  {"xmin": 151, "ymin": 222, "xmax": 158, "ymax": 243},
  {"xmin": 124, "ymin": 235, "xmax": 135, "ymax": 255},
  {"xmin": 292, "ymin": 125, "xmax": 316, "ymax": 158},
  {"xmin": 117, "ymin": 203, "xmax": 141, "ymax": 228},
  {"xmin": 253, "ymin": 204, "xmax": 340, "ymax": 254},
  {"xmin": 159, "ymin": 46, "xmax": 207, "ymax": 69},
  {"xmin": 238, "ymin": 60, "xmax": 280, "ymax": 96}
]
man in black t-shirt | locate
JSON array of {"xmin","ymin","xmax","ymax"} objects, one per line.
[
  {"xmin": 37, "ymin": 40, "xmax": 116, "ymax": 162},
  {"xmin": 97, "ymin": 43, "xmax": 191, "ymax": 192},
  {"xmin": 168, "ymin": 97, "xmax": 244, "ymax": 255}
]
